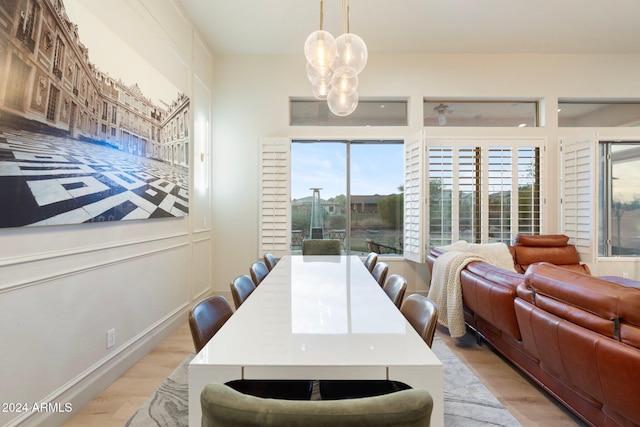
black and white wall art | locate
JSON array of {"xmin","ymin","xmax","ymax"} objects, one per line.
[{"xmin": 0, "ymin": 0, "xmax": 190, "ymax": 227}]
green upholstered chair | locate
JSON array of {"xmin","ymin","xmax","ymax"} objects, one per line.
[
  {"xmin": 201, "ymin": 382, "xmax": 433, "ymax": 427},
  {"xmin": 302, "ymin": 239, "xmax": 341, "ymax": 255}
]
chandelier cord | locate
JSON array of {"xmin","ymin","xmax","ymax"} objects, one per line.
[{"xmin": 342, "ymin": 0, "xmax": 349, "ymax": 35}]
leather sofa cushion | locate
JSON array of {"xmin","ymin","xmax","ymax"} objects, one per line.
[
  {"xmin": 461, "ymin": 262, "xmax": 523, "ymax": 340},
  {"xmin": 522, "ymin": 263, "xmax": 640, "ymax": 345},
  {"xmin": 549, "ymin": 263, "xmax": 591, "ymax": 275},
  {"xmin": 524, "ymin": 263, "xmax": 637, "ymax": 319},
  {"xmin": 515, "ymin": 280, "xmax": 640, "ymax": 427},
  {"xmin": 597, "ymin": 339, "xmax": 640, "ymax": 425},
  {"xmin": 514, "ymin": 234, "xmax": 569, "ymax": 247},
  {"xmin": 514, "ymin": 297, "xmax": 640, "ymax": 426},
  {"xmin": 514, "ymin": 245, "xmax": 580, "ymax": 267}
]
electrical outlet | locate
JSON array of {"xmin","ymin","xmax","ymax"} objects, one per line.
[
  {"xmin": 107, "ymin": 329, "xmax": 116, "ymax": 349},
  {"xmin": 622, "ymin": 272, "xmax": 629, "ymax": 279}
]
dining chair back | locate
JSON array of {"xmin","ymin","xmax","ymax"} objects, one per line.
[
  {"xmin": 383, "ymin": 274, "xmax": 407, "ymax": 309},
  {"xmin": 189, "ymin": 295, "xmax": 233, "ymax": 352},
  {"xmin": 250, "ymin": 261, "xmax": 269, "ymax": 285},
  {"xmin": 263, "ymin": 253, "xmax": 278, "ymax": 271},
  {"xmin": 363, "ymin": 252, "xmax": 378, "ymax": 273},
  {"xmin": 230, "ymin": 274, "xmax": 256, "ymax": 310},
  {"xmin": 400, "ymin": 294, "xmax": 439, "ymax": 347},
  {"xmin": 302, "ymin": 239, "xmax": 341, "ymax": 255},
  {"xmin": 371, "ymin": 261, "xmax": 389, "ymax": 287},
  {"xmin": 201, "ymin": 383, "xmax": 433, "ymax": 427},
  {"xmin": 189, "ymin": 295, "xmax": 314, "ymax": 400}
]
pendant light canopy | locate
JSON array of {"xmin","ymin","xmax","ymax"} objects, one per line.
[{"xmin": 304, "ymin": 0, "xmax": 368, "ymax": 116}]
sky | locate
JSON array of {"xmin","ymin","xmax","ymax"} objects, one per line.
[
  {"xmin": 63, "ymin": 0, "xmax": 179, "ymax": 107},
  {"xmin": 291, "ymin": 142, "xmax": 404, "ymax": 200}
]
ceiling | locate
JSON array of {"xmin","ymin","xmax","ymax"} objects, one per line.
[{"xmin": 177, "ymin": 0, "xmax": 640, "ymax": 56}]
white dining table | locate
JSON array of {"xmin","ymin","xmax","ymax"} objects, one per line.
[{"xmin": 188, "ymin": 255, "xmax": 444, "ymax": 426}]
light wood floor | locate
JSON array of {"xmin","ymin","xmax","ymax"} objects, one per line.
[{"xmin": 64, "ymin": 321, "xmax": 584, "ymax": 427}]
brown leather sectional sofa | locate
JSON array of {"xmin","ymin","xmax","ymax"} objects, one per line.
[{"xmin": 426, "ymin": 235, "xmax": 640, "ymax": 427}]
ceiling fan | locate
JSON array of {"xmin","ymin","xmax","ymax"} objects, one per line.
[
  {"xmin": 425, "ymin": 103, "xmax": 477, "ymax": 126},
  {"xmin": 432, "ymin": 103, "xmax": 451, "ymax": 125}
]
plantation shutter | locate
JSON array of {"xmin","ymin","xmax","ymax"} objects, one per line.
[
  {"xmin": 427, "ymin": 141, "xmax": 456, "ymax": 247},
  {"xmin": 561, "ymin": 133, "xmax": 597, "ymax": 263},
  {"xmin": 259, "ymin": 137, "xmax": 291, "ymax": 257},
  {"xmin": 425, "ymin": 138, "xmax": 545, "ymax": 246},
  {"xmin": 403, "ymin": 131, "xmax": 424, "ymax": 263}
]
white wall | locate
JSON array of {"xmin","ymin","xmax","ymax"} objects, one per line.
[
  {"xmin": 0, "ymin": 1, "xmax": 214, "ymax": 425},
  {"xmin": 4, "ymin": 7, "xmax": 639, "ymax": 424},
  {"xmin": 210, "ymin": 52, "xmax": 640, "ymax": 292}
]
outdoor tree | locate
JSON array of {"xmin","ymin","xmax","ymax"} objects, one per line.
[
  {"xmin": 329, "ymin": 194, "xmax": 347, "ymax": 214},
  {"xmin": 378, "ymin": 187, "xmax": 404, "ymax": 229}
]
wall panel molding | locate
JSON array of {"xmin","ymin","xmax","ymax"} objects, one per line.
[
  {"xmin": 0, "ymin": 232, "xmax": 189, "ymax": 268},
  {"xmin": 0, "ymin": 240, "xmax": 190, "ymax": 294}
]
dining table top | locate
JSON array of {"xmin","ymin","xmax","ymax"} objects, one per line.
[
  {"xmin": 191, "ymin": 254, "xmax": 441, "ymax": 370},
  {"xmin": 189, "ymin": 254, "xmax": 444, "ymax": 427}
]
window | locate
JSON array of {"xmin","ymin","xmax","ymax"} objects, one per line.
[
  {"xmin": 46, "ymin": 85, "xmax": 59, "ymax": 121},
  {"xmin": 598, "ymin": 142, "xmax": 640, "ymax": 256},
  {"xmin": 404, "ymin": 135, "xmax": 544, "ymax": 262},
  {"xmin": 53, "ymin": 36, "xmax": 64, "ymax": 79},
  {"xmin": 73, "ymin": 64, "xmax": 80, "ymax": 94},
  {"xmin": 290, "ymin": 99, "xmax": 408, "ymax": 126},
  {"xmin": 290, "ymin": 140, "xmax": 404, "ymax": 255},
  {"xmin": 260, "ymin": 136, "xmax": 544, "ymax": 260},
  {"xmin": 424, "ymin": 100, "xmax": 538, "ymax": 127},
  {"xmin": 16, "ymin": 0, "xmax": 38, "ymax": 51},
  {"xmin": 426, "ymin": 139, "xmax": 543, "ymax": 247},
  {"xmin": 559, "ymin": 101, "xmax": 640, "ymax": 127}
]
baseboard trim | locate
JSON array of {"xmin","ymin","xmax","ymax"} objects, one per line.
[{"xmin": 10, "ymin": 307, "xmax": 189, "ymax": 427}]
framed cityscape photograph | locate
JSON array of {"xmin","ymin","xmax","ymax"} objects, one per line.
[{"xmin": 0, "ymin": 0, "xmax": 190, "ymax": 227}]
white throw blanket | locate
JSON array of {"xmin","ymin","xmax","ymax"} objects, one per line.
[
  {"xmin": 428, "ymin": 241, "xmax": 515, "ymax": 338},
  {"xmin": 436, "ymin": 241, "xmax": 516, "ymax": 272},
  {"xmin": 428, "ymin": 251, "xmax": 484, "ymax": 338}
]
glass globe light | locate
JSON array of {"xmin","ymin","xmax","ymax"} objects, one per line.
[
  {"xmin": 334, "ymin": 33, "xmax": 368, "ymax": 74},
  {"xmin": 327, "ymin": 87, "xmax": 359, "ymax": 116},
  {"xmin": 311, "ymin": 76, "xmax": 331, "ymax": 100},
  {"xmin": 330, "ymin": 66, "xmax": 358, "ymax": 94},
  {"xmin": 306, "ymin": 61, "xmax": 331, "ymax": 83},
  {"xmin": 304, "ymin": 30, "xmax": 337, "ymax": 72}
]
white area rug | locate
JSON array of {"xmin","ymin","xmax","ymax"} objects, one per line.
[{"xmin": 125, "ymin": 335, "xmax": 521, "ymax": 426}]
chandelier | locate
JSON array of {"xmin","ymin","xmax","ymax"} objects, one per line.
[{"xmin": 304, "ymin": 0, "xmax": 368, "ymax": 116}]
